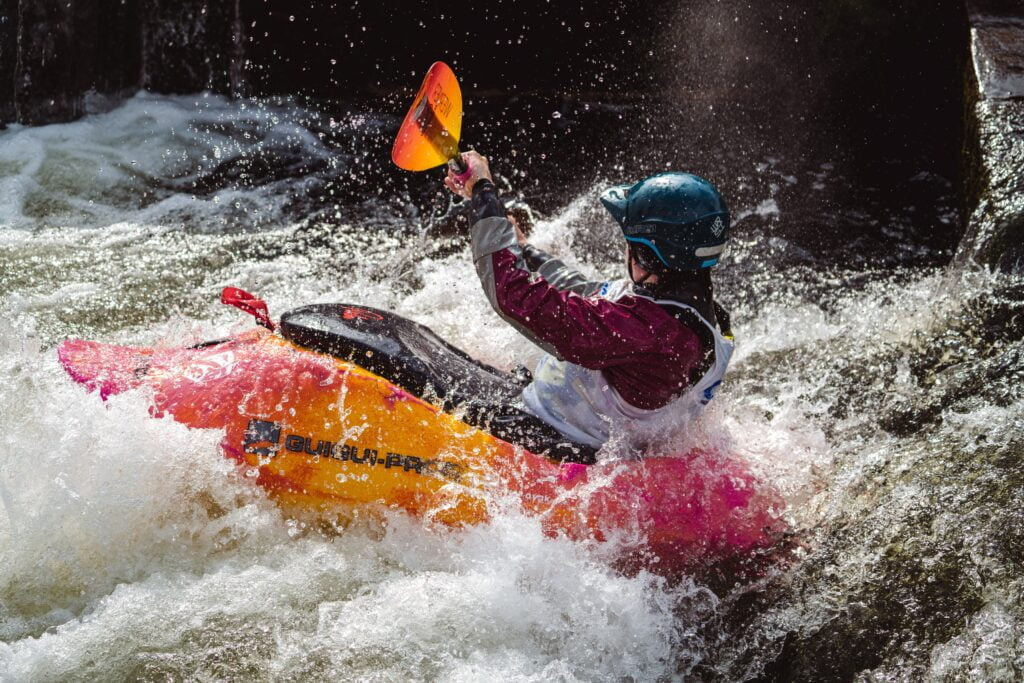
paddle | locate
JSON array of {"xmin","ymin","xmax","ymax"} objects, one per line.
[{"xmin": 391, "ymin": 62, "xmax": 472, "ymax": 184}]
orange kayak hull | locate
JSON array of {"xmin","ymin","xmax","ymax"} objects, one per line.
[{"xmin": 58, "ymin": 329, "xmax": 787, "ymax": 570}]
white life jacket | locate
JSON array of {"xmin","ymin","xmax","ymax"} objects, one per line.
[{"xmin": 521, "ymin": 280, "xmax": 734, "ymax": 449}]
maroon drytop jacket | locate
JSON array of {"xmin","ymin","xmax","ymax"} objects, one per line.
[{"xmin": 469, "ymin": 180, "xmax": 708, "ymax": 411}]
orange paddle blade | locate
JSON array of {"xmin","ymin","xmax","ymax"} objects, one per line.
[{"xmin": 392, "ymin": 62, "xmax": 463, "ymax": 171}]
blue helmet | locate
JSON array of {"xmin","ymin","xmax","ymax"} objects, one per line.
[{"xmin": 600, "ymin": 172, "xmax": 729, "ymax": 270}]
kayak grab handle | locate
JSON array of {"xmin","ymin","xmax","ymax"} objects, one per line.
[{"xmin": 221, "ymin": 287, "xmax": 276, "ymax": 332}]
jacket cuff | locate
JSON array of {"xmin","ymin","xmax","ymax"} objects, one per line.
[{"xmin": 470, "ymin": 179, "xmax": 505, "ymax": 222}]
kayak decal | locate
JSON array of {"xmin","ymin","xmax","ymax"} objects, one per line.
[
  {"xmin": 340, "ymin": 306, "xmax": 384, "ymax": 322},
  {"xmin": 701, "ymin": 379, "xmax": 723, "ymax": 405},
  {"xmin": 184, "ymin": 350, "xmax": 237, "ymax": 383},
  {"xmin": 243, "ymin": 419, "xmax": 463, "ymax": 483},
  {"xmin": 244, "ymin": 419, "xmax": 282, "ymax": 456}
]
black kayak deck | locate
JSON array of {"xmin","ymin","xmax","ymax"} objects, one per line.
[{"xmin": 279, "ymin": 304, "xmax": 595, "ymax": 463}]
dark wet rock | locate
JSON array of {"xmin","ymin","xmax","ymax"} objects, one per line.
[
  {"xmin": 0, "ymin": 0, "xmax": 238, "ymax": 126},
  {"xmin": 697, "ymin": 429, "xmax": 1024, "ymax": 681},
  {"xmin": 0, "ymin": 0, "xmax": 142, "ymax": 126},
  {"xmin": 972, "ymin": 21, "xmax": 1024, "ymax": 99},
  {"xmin": 0, "ymin": 0, "xmax": 15, "ymax": 125},
  {"xmin": 141, "ymin": 0, "xmax": 243, "ymax": 95},
  {"xmin": 873, "ymin": 278, "xmax": 1024, "ymax": 435},
  {"xmin": 957, "ymin": 8, "xmax": 1024, "ymax": 272},
  {"xmin": 11, "ymin": 0, "xmax": 77, "ymax": 125}
]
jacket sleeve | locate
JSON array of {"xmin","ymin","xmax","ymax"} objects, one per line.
[
  {"xmin": 521, "ymin": 245, "xmax": 605, "ymax": 297},
  {"xmin": 471, "ymin": 179, "xmax": 603, "ymax": 296},
  {"xmin": 470, "ymin": 215, "xmax": 684, "ymax": 370},
  {"xmin": 469, "ymin": 214, "xmax": 561, "ymax": 357}
]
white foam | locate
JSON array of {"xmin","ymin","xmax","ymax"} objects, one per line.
[
  {"xmin": 928, "ymin": 600, "xmax": 1024, "ymax": 680},
  {"xmin": 0, "ymin": 309, "xmax": 704, "ymax": 679},
  {"xmin": 0, "ymin": 92, "xmax": 332, "ymax": 231}
]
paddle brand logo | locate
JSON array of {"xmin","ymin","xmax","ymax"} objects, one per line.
[
  {"xmin": 711, "ymin": 216, "xmax": 725, "ymax": 237},
  {"xmin": 242, "ymin": 418, "xmax": 464, "ymax": 483},
  {"xmin": 429, "ymin": 83, "xmax": 452, "ymax": 118}
]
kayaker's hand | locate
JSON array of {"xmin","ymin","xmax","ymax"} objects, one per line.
[
  {"xmin": 509, "ymin": 214, "xmax": 529, "ymax": 247},
  {"xmin": 445, "ymin": 150, "xmax": 493, "ymax": 198}
]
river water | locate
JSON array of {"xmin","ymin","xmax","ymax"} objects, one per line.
[{"xmin": 1, "ymin": 92, "xmax": 1022, "ymax": 680}]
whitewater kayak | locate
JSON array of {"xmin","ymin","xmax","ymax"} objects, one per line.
[{"xmin": 57, "ymin": 289, "xmax": 786, "ymax": 570}]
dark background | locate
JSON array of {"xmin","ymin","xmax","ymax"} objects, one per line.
[
  {"xmin": 0, "ymin": 1, "xmax": 972, "ymax": 266},
  {"xmin": 2, "ymin": 0, "xmax": 967, "ymax": 167}
]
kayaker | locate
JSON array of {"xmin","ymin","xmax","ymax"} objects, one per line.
[{"xmin": 445, "ymin": 151, "xmax": 734, "ymax": 459}]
